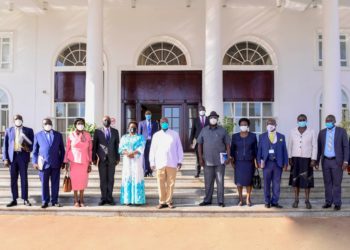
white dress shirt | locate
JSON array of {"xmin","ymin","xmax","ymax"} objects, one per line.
[
  {"xmin": 149, "ymin": 129, "xmax": 184, "ymax": 169},
  {"xmin": 287, "ymin": 127, "xmax": 317, "ymax": 160}
]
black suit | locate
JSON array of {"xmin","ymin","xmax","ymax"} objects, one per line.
[
  {"xmin": 92, "ymin": 127, "xmax": 120, "ymax": 203},
  {"xmin": 189, "ymin": 116, "xmax": 209, "ymax": 174}
]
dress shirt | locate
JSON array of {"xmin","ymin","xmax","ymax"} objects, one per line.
[
  {"xmin": 287, "ymin": 127, "xmax": 317, "ymax": 160},
  {"xmin": 324, "ymin": 127, "xmax": 336, "ymax": 157},
  {"xmin": 149, "ymin": 129, "xmax": 184, "ymax": 169}
]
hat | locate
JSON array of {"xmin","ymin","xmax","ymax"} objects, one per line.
[{"xmin": 208, "ymin": 111, "xmax": 219, "ymax": 118}]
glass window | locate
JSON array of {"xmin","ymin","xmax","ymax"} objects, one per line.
[
  {"xmin": 318, "ymin": 34, "xmax": 348, "ymax": 67},
  {"xmin": 55, "ymin": 43, "xmax": 87, "ymax": 67},
  {"xmin": 0, "ymin": 33, "xmax": 13, "ymax": 71}
]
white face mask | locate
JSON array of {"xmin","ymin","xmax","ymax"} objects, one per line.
[
  {"xmin": 76, "ymin": 124, "xmax": 85, "ymax": 131},
  {"xmin": 240, "ymin": 126, "xmax": 249, "ymax": 132},
  {"xmin": 267, "ymin": 124, "xmax": 276, "ymax": 132},
  {"xmin": 14, "ymin": 119, "xmax": 23, "ymax": 127},
  {"xmin": 209, "ymin": 118, "xmax": 218, "ymax": 125},
  {"xmin": 199, "ymin": 111, "xmax": 206, "ymax": 116},
  {"xmin": 44, "ymin": 125, "xmax": 52, "ymax": 131}
]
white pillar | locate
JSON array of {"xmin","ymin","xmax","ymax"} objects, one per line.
[
  {"xmin": 322, "ymin": 0, "xmax": 341, "ymax": 123},
  {"xmin": 204, "ymin": 0, "xmax": 223, "ymax": 118},
  {"xmin": 85, "ymin": 0, "xmax": 104, "ymax": 124}
]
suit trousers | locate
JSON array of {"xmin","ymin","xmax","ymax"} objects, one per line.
[
  {"xmin": 98, "ymin": 159, "xmax": 116, "ymax": 202},
  {"xmin": 203, "ymin": 165, "xmax": 225, "ymax": 204},
  {"xmin": 157, "ymin": 167, "xmax": 177, "ymax": 204},
  {"xmin": 10, "ymin": 152, "xmax": 29, "ymax": 201},
  {"xmin": 322, "ymin": 158, "xmax": 343, "ymax": 206},
  {"xmin": 39, "ymin": 167, "xmax": 61, "ymax": 204},
  {"xmin": 143, "ymin": 140, "xmax": 152, "ymax": 175},
  {"xmin": 263, "ymin": 160, "xmax": 283, "ymax": 205},
  {"xmin": 194, "ymin": 144, "xmax": 201, "ymax": 174}
]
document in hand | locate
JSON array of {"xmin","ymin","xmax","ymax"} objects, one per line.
[
  {"xmin": 220, "ymin": 152, "xmax": 228, "ymax": 164},
  {"xmin": 38, "ymin": 155, "xmax": 45, "ymax": 171}
]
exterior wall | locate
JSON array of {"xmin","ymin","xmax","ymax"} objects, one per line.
[{"xmin": 0, "ymin": 3, "xmax": 350, "ymax": 136}]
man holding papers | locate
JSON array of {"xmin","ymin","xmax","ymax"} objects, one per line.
[
  {"xmin": 32, "ymin": 118, "xmax": 65, "ymax": 208},
  {"xmin": 197, "ymin": 111, "xmax": 231, "ymax": 207},
  {"xmin": 3, "ymin": 114, "xmax": 34, "ymax": 207}
]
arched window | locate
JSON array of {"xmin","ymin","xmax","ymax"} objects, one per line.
[
  {"xmin": 137, "ymin": 42, "xmax": 187, "ymax": 65},
  {"xmin": 223, "ymin": 41, "xmax": 272, "ymax": 66},
  {"xmin": 56, "ymin": 43, "xmax": 87, "ymax": 67},
  {"xmin": 0, "ymin": 88, "xmax": 9, "ymax": 147}
]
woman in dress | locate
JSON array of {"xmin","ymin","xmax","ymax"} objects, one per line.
[
  {"xmin": 64, "ymin": 118, "xmax": 92, "ymax": 207},
  {"xmin": 230, "ymin": 118, "xmax": 258, "ymax": 206},
  {"xmin": 119, "ymin": 121, "xmax": 146, "ymax": 205}
]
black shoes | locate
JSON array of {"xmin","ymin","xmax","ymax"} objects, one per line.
[
  {"xmin": 199, "ymin": 201, "xmax": 212, "ymax": 206},
  {"xmin": 271, "ymin": 203, "xmax": 283, "ymax": 209},
  {"xmin": 144, "ymin": 172, "xmax": 153, "ymax": 177},
  {"xmin": 218, "ymin": 203, "xmax": 225, "ymax": 207},
  {"xmin": 98, "ymin": 200, "xmax": 107, "ymax": 206},
  {"xmin": 305, "ymin": 200, "xmax": 312, "ymax": 209},
  {"xmin": 108, "ymin": 201, "xmax": 116, "ymax": 206},
  {"xmin": 292, "ymin": 200, "xmax": 299, "ymax": 208},
  {"xmin": 23, "ymin": 200, "xmax": 32, "ymax": 206},
  {"xmin": 334, "ymin": 205, "xmax": 341, "ymax": 211},
  {"xmin": 322, "ymin": 203, "xmax": 332, "ymax": 209},
  {"xmin": 264, "ymin": 203, "xmax": 271, "ymax": 208},
  {"xmin": 194, "ymin": 172, "xmax": 200, "ymax": 178},
  {"xmin": 6, "ymin": 200, "xmax": 17, "ymax": 207},
  {"xmin": 41, "ymin": 203, "xmax": 49, "ymax": 209},
  {"xmin": 156, "ymin": 204, "xmax": 168, "ymax": 209}
]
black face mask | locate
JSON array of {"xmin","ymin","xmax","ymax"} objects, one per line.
[
  {"xmin": 103, "ymin": 120, "xmax": 111, "ymax": 127},
  {"xmin": 129, "ymin": 127, "xmax": 137, "ymax": 134}
]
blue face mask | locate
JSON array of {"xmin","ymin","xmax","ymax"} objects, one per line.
[
  {"xmin": 325, "ymin": 122, "xmax": 334, "ymax": 129},
  {"xmin": 161, "ymin": 122, "xmax": 169, "ymax": 130},
  {"xmin": 145, "ymin": 114, "xmax": 152, "ymax": 121},
  {"xmin": 298, "ymin": 121, "xmax": 307, "ymax": 128}
]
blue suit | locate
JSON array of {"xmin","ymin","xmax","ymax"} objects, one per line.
[
  {"xmin": 2, "ymin": 126, "xmax": 34, "ymax": 201},
  {"xmin": 32, "ymin": 130, "xmax": 65, "ymax": 205},
  {"xmin": 138, "ymin": 120, "xmax": 159, "ymax": 175},
  {"xmin": 257, "ymin": 132, "xmax": 288, "ymax": 205}
]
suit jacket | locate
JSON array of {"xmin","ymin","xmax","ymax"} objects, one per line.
[
  {"xmin": 64, "ymin": 131, "xmax": 92, "ymax": 164},
  {"xmin": 138, "ymin": 120, "xmax": 159, "ymax": 141},
  {"xmin": 189, "ymin": 116, "xmax": 209, "ymax": 144},
  {"xmin": 92, "ymin": 127, "xmax": 120, "ymax": 164},
  {"xmin": 257, "ymin": 132, "xmax": 288, "ymax": 168},
  {"xmin": 2, "ymin": 126, "xmax": 34, "ymax": 163},
  {"xmin": 317, "ymin": 127, "xmax": 349, "ymax": 166},
  {"xmin": 32, "ymin": 130, "xmax": 65, "ymax": 169}
]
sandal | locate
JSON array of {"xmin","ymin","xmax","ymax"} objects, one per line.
[
  {"xmin": 237, "ymin": 201, "xmax": 243, "ymax": 206},
  {"xmin": 74, "ymin": 202, "xmax": 80, "ymax": 208}
]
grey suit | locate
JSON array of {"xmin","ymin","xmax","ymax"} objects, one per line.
[
  {"xmin": 317, "ymin": 127, "xmax": 349, "ymax": 206},
  {"xmin": 92, "ymin": 127, "xmax": 120, "ymax": 203}
]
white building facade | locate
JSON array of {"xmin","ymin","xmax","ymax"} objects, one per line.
[{"xmin": 0, "ymin": 0, "xmax": 350, "ymax": 150}]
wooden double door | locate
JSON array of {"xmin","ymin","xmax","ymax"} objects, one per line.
[{"xmin": 121, "ymin": 71, "xmax": 202, "ymax": 151}]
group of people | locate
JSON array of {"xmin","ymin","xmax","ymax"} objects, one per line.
[{"xmin": 2, "ymin": 107, "xmax": 350, "ymax": 211}]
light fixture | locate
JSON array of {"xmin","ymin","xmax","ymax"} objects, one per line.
[
  {"xmin": 42, "ymin": 1, "xmax": 48, "ymax": 11},
  {"xmin": 311, "ymin": 0, "xmax": 318, "ymax": 8},
  {"xmin": 276, "ymin": 0, "xmax": 283, "ymax": 8},
  {"xmin": 186, "ymin": 0, "xmax": 191, "ymax": 8},
  {"xmin": 8, "ymin": 2, "xmax": 14, "ymax": 12},
  {"xmin": 131, "ymin": 0, "xmax": 136, "ymax": 8},
  {"xmin": 222, "ymin": 0, "xmax": 228, "ymax": 8}
]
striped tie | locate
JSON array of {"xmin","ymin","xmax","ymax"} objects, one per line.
[{"xmin": 327, "ymin": 130, "xmax": 333, "ymax": 152}]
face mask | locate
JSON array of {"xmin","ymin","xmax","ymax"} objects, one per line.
[
  {"xmin": 145, "ymin": 114, "xmax": 152, "ymax": 121},
  {"xmin": 14, "ymin": 119, "xmax": 23, "ymax": 127},
  {"xmin": 76, "ymin": 124, "xmax": 84, "ymax": 131},
  {"xmin": 267, "ymin": 125, "xmax": 276, "ymax": 132},
  {"xmin": 209, "ymin": 118, "xmax": 218, "ymax": 125},
  {"xmin": 298, "ymin": 121, "xmax": 307, "ymax": 128},
  {"xmin": 129, "ymin": 127, "xmax": 137, "ymax": 134},
  {"xmin": 44, "ymin": 125, "xmax": 52, "ymax": 131},
  {"xmin": 103, "ymin": 120, "xmax": 111, "ymax": 127},
  {"xmin": 199, "ymin": 111, "xmax": 206, "ymax": 116},
  {"xmin": 325, "ymin": 122, "xmax": 334, "ymax": 129},
  {"xmin": 240, "ymin": 126, "xmax": 248, "ymax": 132},
  {"xmin": 161, "ymin": 122, "xmax": 169, "ymax": 130}
]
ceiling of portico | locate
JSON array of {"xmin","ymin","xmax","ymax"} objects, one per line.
[{"xmin": 0, "ymin": 0, "xmax": 349, "ymax": 14}]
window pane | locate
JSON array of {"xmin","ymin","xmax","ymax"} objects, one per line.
[
  {"xmin": 234, "ymin": 103, "xmax": 247, "ymax": 117},
  {"xmin": 263, "ymin": 103, "xmax": 273, "ymax": 116},
  {"xmin": 164, "ymin": 108, "xmax": 172, "ymax": 117},
  {"xmin": 224, "ymin": 103, "xmax": 232, "ymax": 117},
  {"xmin": 1, "ymin": 63, "xmax": 10, "ymax": 69},
  {"xmin": 56, "ymin": 119, "xmax": 66, "ymax": 133},
  {"xmin": 249, "ymin": 103, "xmax": 261, "ymax": 116},
  {"xmin": 173, "ymin": 118, "xmax": 179, "ymax": 127},
  {"xmin": 250, "ymin": 118, "xmax": 261, "ymax": 133},
  {"xmin": 79, "ymin": 103, "xmax": 85, "ymax": 117},
  {"xmin": 318, "ymin": 41, "xmax": 323, "ymax": 60},
  {"xmin": 68, "ymin": 103, "xmax": 79, "ymax": 117},
  {"xmin": 172, "ymin": 108, "xmax": 179, "ymax": 117},
  {"xmin": 55, "ymin": 103, "xmax": 66, "ymax": 117},
  {"xmin": 1, "ymin": 44, "xmax": 10, "ymax": 62},
  {"xmin": 340, "ymin": 41, "xmax": 347, "ymax": 60}
]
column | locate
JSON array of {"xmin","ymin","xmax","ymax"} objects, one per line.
[
  {"xmin": 203, "ymin": 0, "xmax": 223, "ymax": 118},
  {"xmin": 322, "ymin": 0, "xmax": 341, "ymax": 123},
  {"xmin": 85, "ymin": 0, "xmax": 104, "ymax": 124}
]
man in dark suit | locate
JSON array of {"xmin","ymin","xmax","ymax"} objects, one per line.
[
  {"xmin": 2, "ymin": 114, "xmax": 34, "ymax": 207},
  {"xmin": 92, "ymin": 115, "xmax": 120, "ymax": 205},
  {"xmin": 138, "ymin": 110, "xmax": 159, "ymax": 177},
  {"xmin": 190, "ymin": 106, "xmax": 209, "ymax": 178},
  {"xmin": 32, "ymin": 118, "xmax": 65, "ymax": 208},
  {"xmin": 317, "ymin": 114, "xmax": 349, "ymax": 211},
  {"xmin": 257, "ymin": 118, "xmax": 288, "ymax": 209}
]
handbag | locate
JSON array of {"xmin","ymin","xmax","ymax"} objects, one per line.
[
  {"xmin": 63, "ymin": 171, "xmax": 72, "ymax": 192},
  {"xmin": 252, "ymin": 168, "xmax": 262, "ymax": 189}
]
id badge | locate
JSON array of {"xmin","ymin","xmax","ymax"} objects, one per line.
[{"xmin": 269, "ymin": 149, "xmax": 275, "ymax": 154}]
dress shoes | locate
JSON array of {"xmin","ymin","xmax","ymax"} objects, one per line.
[
  {"xmin": 199, "ymin": 201, "xmax": 212, "ymax": 206},
  {"xmin": 334, "ymin": 205, "xmax": 341, "ymax": 211},
  {"xmin": 108, "ymin": 201, "xmax": 116, "ymax": 206},
  {"xmin": 98, "ymin": 200, "xmax": 107, "ymax": 206},
  {"xmin": 271, "ymin": 203, "xmax": 283, "ymax": 209},
  {"xmin": 305, "ymin": 200, "xmax": 312, "ymax": 209},
  {"xmin": 264, "ymin": 203, "xmax": 271, "ymax": 208},
  {"xmin": 6, "ymin": 200, "xmax": 17, "ymax": 207},
  {"xmin": 156, "ymin": 204, "xmax": 168, "ymax": 209},
  {"xmin": 292, "ymin": 200, "xmax": 299, "ymax": 208},
  {"xmin": 322, "ymin": 203, "xmax": 332, "ymax": 209},
  {"xmin": 194, "ymin": 172, "xmax": 200, "ymax": 178},
  {"xmin": 41, "ymin": 203, "xmax": 49, "ymax": 209},
  {"xmin": 52, "ymin": 203, "xmax": 63, "ymax": 208},
  {"xmin": 23, "ymin": 200, "xmax": 32, "ymax": 206},
  {"xmin": 218, "ymin": 203, "xmax": 225, "ymax": 207}
]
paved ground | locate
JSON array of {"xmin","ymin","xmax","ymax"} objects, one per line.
[{"xmin": 0, "ymin": 215, "xmax": 349, "ymax": 250}]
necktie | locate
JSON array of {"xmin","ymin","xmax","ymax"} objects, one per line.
[
  {"xmin": 46, "ymin": 132, "xmax": 52, "ymax": 145},
  {"xmin": 269, "ymin": 132, "xmax": 275, "ymax": 144},
  {"xmin": 201, "ymin": 117, "xmax": 204, "ymax": 127},
  {"xmin": 15, "ymin": 128, "xmax": 21, "ymax": 151},
  {"xmin": 327, "ymin": 130, "xmax": 333, "ymax": 153},
  {"xmin": 147, "ymin": 122, "xmax": 152, "ymax": 138},
  {"xmin": 106, "ymin": 128, "xmax": 111, "ymax": 142}
]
